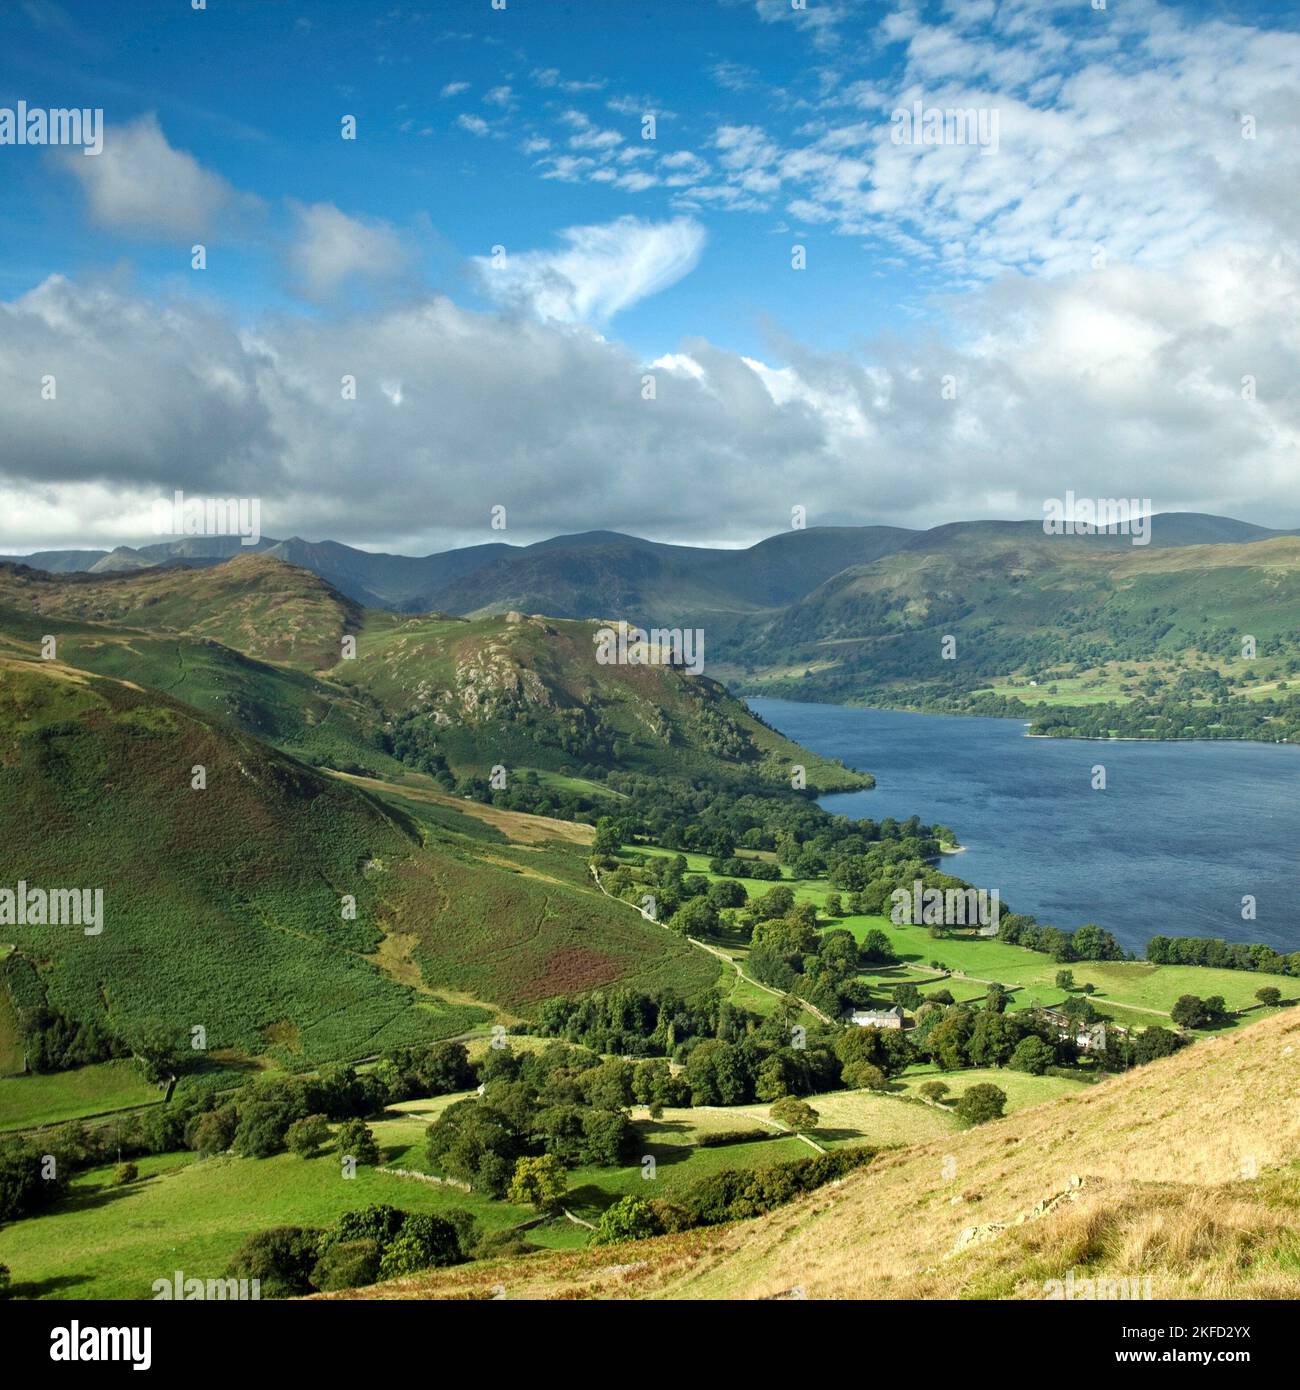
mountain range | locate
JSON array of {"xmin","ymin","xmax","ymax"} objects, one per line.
[
  {"xmin": 11, "ymin": 513, "xmax": 1300, "ymax": 718},
  {"xmin": 13, "ymin": 512, "xmax": 1296, "ymax": 621}
]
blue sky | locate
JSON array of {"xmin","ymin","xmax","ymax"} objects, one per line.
[{"xmin": 1, "ymin": 0, "xmax": 1298, "ymax": 551}]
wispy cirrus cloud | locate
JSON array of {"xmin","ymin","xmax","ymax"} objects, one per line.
[{"xmin": 472, "ymin": 215, "xmax": 707, "ymax": 324}]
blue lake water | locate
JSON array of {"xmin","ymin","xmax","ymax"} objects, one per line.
[{"xmin": 749, "ymin": 698, "xmax": 1300, "ymax": 956}]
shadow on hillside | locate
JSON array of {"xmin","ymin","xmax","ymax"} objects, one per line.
[
  {"xmin": 10, "ymin": 1273, "xmax": 94, "ymax": 1298},
  {"xmin": 634, "ymin": 1120, "xmax": 694, "ymax": 1139},
  {"xmin": 811, "ymin": 1128, "xmax": 866, "ymax": 1144},
  {"xmin": 59, "ymin": 1177, "xmax": 155, "ymax": 1217}
]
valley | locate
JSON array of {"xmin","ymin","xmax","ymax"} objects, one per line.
[{"xmin": 0, "ymin": 541, "xmax": 1296, "ymax": 1307}]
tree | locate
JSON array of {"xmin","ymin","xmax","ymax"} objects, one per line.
[
  {"xmin": 426, "ymin": 1100, "xmax": 519, "ymax": 1194},
  {"xmin": 419, "ymin": 1041, "xmax": 475, "ymax": 1095},
  {"xmin": 233, "ymin": 1100, "xmax": 294, "ymax": 1159},
  {"xmin": 967, "ymin": 1012, "xmax": 1020, "ymax": 1068},
  {"xmin": 1008, "ymin": 1036, "xmax": 1055, "ymax": 1076},
  {"xmin": 336, "ymin": 1119, "xmax": 379, "ymax": 1166},
  {"xmin": 581, "ymin": 1057, "xmax": 636, "ymax": 1111},
  {"xmin": 685, "ymin": 1039, "xmax": 751, "ymax": 1106},
  {"xmin": 507, "ymin": 1154, "xmax": 568, "ymax": 1212},
  {"xmin": 1170, "ymin": 994, "xmax": 1210, "ymax": 1029},
  {"xmin": 311, "ymin": 1239, "xmax": 381, "ymax": 1293},
  {"xmin": 824, "ymin": 893, "xmax": 843, "ymax": 918},
  {"xmin": 917, "ymin": 1080, "xmax": 949, "ymax": 1103},
  {"xmin": 841, "ymin": 1061, "xmax": 886, "ymax": 1091},
  {"xmin": 188, "ymin": 1106, "xmax": 237, "ymax": 1158},
  {"xmin": 1256, "ymin": 987, "xmax": 1282, "ymax": 1007},
  {"xmin": 592, "ymin": 817, "xmax": 621, "ymax": 858},
  {"xmin": 286, "ymin": 1114, "xmax": 331, "ymax": 1158},
  {"xmin": 1055, "ymin": 969, "xmax": 1075, "ymax": 991},
  {"xmin": 130, "ymin": 1018, "xmax": 184, "ymax": 1084},
  {"xmin": 668, "ymin": 895, "xmax": 718, "ymax": 936},
  {"xmin": 860, "ymin": 928, "xmax": 897, "ymax": 964},
  {"xmin": 769, "ymin": 1097, "xmax": 820, "ymax": 1131},
  {"xmin": 1131, "ymin": 1026, "xmax": 1187, "ymax": 1065},
  {"xmin": 592, "ymin": 1196, "xmax": 661, "ymax": 1245},
  {"xmin": 954, "ymin": 1084, "xmax": 1006, "ymax": 1125},
  {"xmin": 228, "ymin": 1226, "xmax": 323, "ymax": 1297}
]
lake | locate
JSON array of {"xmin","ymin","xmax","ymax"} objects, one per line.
[{"xmin": 750, "ymin": 698, "xmax": 1300, "ymax": 956}]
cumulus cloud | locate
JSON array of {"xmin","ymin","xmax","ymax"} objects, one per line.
[
  {"xmin": 57, "ymin": 113, "xmax": 254, "ymax": 237},
  {"xmin": 472, "ymin": 216, "xmax": 707, "ymax": 324},
  {"xmin": 1, "ymin": 245, "xmax": 1297, "ymax": 554},
  {"xmin": 284, "ymin": 202, "xmax": 409, "ymax": 301}
]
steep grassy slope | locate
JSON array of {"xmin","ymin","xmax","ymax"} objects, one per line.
[
  {"xmin": 0, "ymin": 651, "xmax": 725, "ymax": 1071},
  {"xmin": 0, "ymin": 657, "xmax": 484, "ymax": 1067},
  {"xmin": 342, "ymin": 1006, "xmax": 1300, "ymax": 1300}
]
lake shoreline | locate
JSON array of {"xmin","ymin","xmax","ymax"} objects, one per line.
[{"xmin": 754, "ymin": 695, "xmax": 1300, "ymax": 956}]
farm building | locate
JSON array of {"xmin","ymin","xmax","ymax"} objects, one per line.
[{"xmin": 847, "ymin": 1005, "xmax": 905, "ymax": 1029}]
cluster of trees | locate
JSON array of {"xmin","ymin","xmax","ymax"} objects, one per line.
[
  {"xmin": 1148, "ymin": 936, "xmax": 1300, "ymax": 978},
  {"xmin": 747, "ymin": 916, "xmax": 875, "ymax": 1017},
  {"xmin": 1024, "ymin": 694, "xmax": 1300, "ymax": 744},
  {"xmin": 534, "ymin": 985, "xmax": 752, "ymax": 1058},
  {"xmin": 423, "ymin": 1043, "xmax": 651, "ymax": 1196},
  {"xmin": 537, "ymin": 986, "xmax": 910, "ymax": 1104},
  {"xmin": 592, "ymin": 1146, "xmax": 876, "ymax": 1245},
  {"xmin": 2, "ymin": 954, "xmax": 130, "ymax": 1074},
  {"xmin": 591, "ymin": 785, "xmax": 936, "ymax": 873},
  {"xmin": 0, "ymin": 1042, "xmax": 479, "ymax": 1223},
  {"xmin": 1169, "ymin": 994, "xmax": 1233, "ymax": 1029},
  {"xmin": 996, "ymin": 916, "xmax": 1128, "ymax": 963},
  {"xmin": 227, "ymin": 1203, "xmax": 470, "ymax": 1296},
  {"xmin": 908, "ymin": 994, "xmax": 1188, "ymax": 1076}
]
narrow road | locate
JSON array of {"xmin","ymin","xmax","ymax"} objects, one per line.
[{"xmin": 588, "ymin": 865, "xmax": 835, "ymax": 1026}]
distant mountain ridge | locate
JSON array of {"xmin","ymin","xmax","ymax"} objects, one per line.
[{"xmin": 9, "ymin": 513, "xmax": 1297, "ymax": 622}]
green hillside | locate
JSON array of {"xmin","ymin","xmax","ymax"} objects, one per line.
[
  {"xmin": 0, "ymin": 657, "xmax": 720, "ymax": 1080},
  {"xmin": 718, "ymin": 536, "xmax": 1300, "ymax": 738},
  {"xmin": 0, "ymin": 558, "xmax": 868, "ymax": 793}
]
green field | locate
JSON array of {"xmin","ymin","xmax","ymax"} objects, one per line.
[
  {"xmin": 893, "ymin": 1064, "xmax": 1094, "ymax": 1113},
  {"xmin": 626, "ymin": 844, "xmax": 1296, "ymax": 1031},
  {"xmin": 0, "ymin": 1100, "xmax": 822, "ymax": 1298},
  {"xmin": 749, "ymin": 1089, "xmax": 958, "ymax": 1146},
  {"xmin": 0, "ymin": 1060, "xmax": 162, "ymax": 1132},
  {"xmin": 0, "ymin": 1147, "xmax": 537, "ymax": 1300}
]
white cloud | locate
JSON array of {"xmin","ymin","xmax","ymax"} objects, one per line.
[
  {"xmin": 2, "ymin": 246, "xmax": 1299, "ymax": 553},
  {"xmin": 472, "ymin": 215, "xmax": 706, "ymax": 324},
  {"xmin": 285, "ymin": 203, "xmax": 408, "ymax": 301},
  {"xmin": 456, "ymin": 113, "xmax": 492, "ymax": 137},
  {"xmin": 58, "ymin": 112, "xmax": 252, "ymax": 237},
  {"xmin": 440, "ymin": 81, "xmax": 470, "ymax": 97}
]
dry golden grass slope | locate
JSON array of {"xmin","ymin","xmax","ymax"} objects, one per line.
[{"xmin": 333, "ymin": 1008, "xmax": 1300, "ymax": 1301}]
